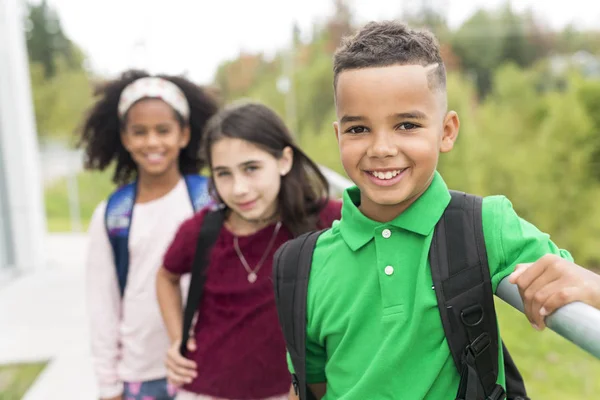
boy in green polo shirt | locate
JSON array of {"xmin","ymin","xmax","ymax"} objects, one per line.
[{"xmin": 286, "ymin": 21, "xmax": 600, "ymax": 400}]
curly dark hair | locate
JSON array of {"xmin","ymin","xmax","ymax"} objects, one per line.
[
  {"xmin": 77, "ymin": 69, "xmax": 219, "ymax": 185},
  {"xmin": 333, "ymin": 21, "xmax": 446, "ymax": 93},
  {"xmin": 201, "ymin": 101, "xmax": 330, "ymax": 237}
]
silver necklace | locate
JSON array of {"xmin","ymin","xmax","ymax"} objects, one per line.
[{"xmin": 233, "ymin": 221, "xmax": 282, "ymax": 283}]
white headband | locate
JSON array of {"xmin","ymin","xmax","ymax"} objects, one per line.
[{"xmin": 118, "ymin": 77, "xmax": 190, "ymax": 120}]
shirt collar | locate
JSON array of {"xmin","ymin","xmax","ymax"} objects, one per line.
[{"xmin": 339, "ymin": 171, "xmax": 451, "ymax": 251}]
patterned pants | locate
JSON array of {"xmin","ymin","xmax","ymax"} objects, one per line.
[{"xmin": 123, "ymin": 378, "xmax": 178, "ymax": 400}]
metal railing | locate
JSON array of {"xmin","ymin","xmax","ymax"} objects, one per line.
[
  {"xmin": 320, "ymin": 166, "xmax": 600, "ymax": 360},
  {"xmin": 497, "ymin": 280, "xmax": 600, "ymax": 359}
]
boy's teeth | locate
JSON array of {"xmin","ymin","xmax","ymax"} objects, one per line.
[{"xmin": 371, "ymin": 170, "xmax": 402, "ymax": 180}]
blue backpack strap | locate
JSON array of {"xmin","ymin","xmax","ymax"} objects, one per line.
[
  {"xmin": 105, "ymin": 176, "xmax": 210, "ymax": 298},
  {"xmin": 183, "ymin": 174, "xmax": 212, "ymax": 212},
  {"xmin": 104, "ymin": 182, "xmax": 137, "ymax": 297}
]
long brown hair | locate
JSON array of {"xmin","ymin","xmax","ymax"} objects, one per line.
[{"xmin": 201, "ymin": 102, "xmax": 330, "ymax": 237}]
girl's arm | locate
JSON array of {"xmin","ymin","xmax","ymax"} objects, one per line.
[
  {"xmin": 156, "ymin": 267, "xmax": 198, "ymax": 386},
  {"xmin": 157, "ymin": 214, "xmax": 204, "ymax": 387},
  {"xmin": 85, "ymin": 202, "xmax": 124, "ymax": 399},
  {"xmin": 158, "ymin": 213, "xmax": 202, "ymax": 342},
  {"xmin": 156, "ymin": 267, "xmax": 183, "ymax": 342}
]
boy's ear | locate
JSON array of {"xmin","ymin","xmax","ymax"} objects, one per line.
[
  {"xmin": 333, "ymin": 121, "xmax": 341, "ymax": 143},
  {"xmin": 440, "ymin": 111, "xmax": 459, "ymax": 153}
]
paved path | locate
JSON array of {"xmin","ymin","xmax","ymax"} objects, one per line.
[{"xmin": 0, "ymin": 233, "xmax": 98, "ymax": 399}]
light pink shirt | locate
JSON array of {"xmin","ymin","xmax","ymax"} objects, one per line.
[{"xmin": 86, "ymin": 179, "xmax": 192, "ymax": 398}]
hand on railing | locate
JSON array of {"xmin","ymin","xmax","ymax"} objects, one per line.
[
  {"xmin": 507, "ymin": 254, "xmax": 600, "ymax": 330},
  {"xmin": 497, "ymin": 257, "xmax": 600, "ymax": 360}
]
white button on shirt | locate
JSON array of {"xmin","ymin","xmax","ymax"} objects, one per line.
[
  {"xmin": 382, "ymin": 228, "xmax": 391, "ymax": 239},
  {"xmin": 385, "ymin": 265, "xmax": 394, "ymax": 276}
]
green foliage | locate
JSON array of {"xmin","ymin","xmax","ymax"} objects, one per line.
[
  {"xmin": 450, "ymin": 3, "xmax": 570, "ymax": 97},
  {"xmin": 45, "ymin": 169, "xmax": 114, "ymax": 232},
  {"xmin": 30, "ymin": 58, "xmax": 94, "ymax": 138},
  {"xmin": 496, "ymin": 300, "xmax": 600, "ymax": 399},
  {"xmin": 25, "ymin": 0, "xmax": 94, "ymax": 138},
  {"xmin": 25, "ymin": 0, "xmax": 80, "ymax": 79},
  {"xmin": 439, "ymin": 63, "xmax": 600, "ymax": 266}
]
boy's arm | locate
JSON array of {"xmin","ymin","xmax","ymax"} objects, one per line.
[
  {"xmin": 484, "ymin": 196, "xmax": 599, "ymax": 330},
  {"xmin": 287, "ymin": 383, "xmax": 327, "ymax": 400},
  {"xmin": 308, "ymin": 383, "xmax": 327, "ymax": 399},
  {"xmin": 509, "ymin": 255, "xmax": 600, "ymax": 329},
  {"xmin": 286, "ymin": 334, "xmax": 328, "ymax": 399}
]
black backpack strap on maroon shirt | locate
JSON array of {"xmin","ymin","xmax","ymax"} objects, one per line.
[{"xmin": 180, "ymin": 209, "xmax": 225, "ymax": 356}]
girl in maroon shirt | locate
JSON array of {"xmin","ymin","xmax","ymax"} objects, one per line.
[{"xmin": 156, "ymin": 102, "xmax": 342, "ymax": 400}]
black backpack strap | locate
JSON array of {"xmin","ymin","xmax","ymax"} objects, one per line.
[
  {"xmin": 273, "ymin": 230, "xmax": 325, "ymax": 400},
  {"xmin": 430, "ymin": 191, "xmax": 506, "ymax": 400},
  {"xmin": 180, "ymin": 209, "xmax": 225, "ymax": 356}
]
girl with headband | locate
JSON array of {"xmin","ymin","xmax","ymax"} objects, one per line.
[{"xmin": 78, "ymin": 69, "xmax": 219, "ymax": 400}]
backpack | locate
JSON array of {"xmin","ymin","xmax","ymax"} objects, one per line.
[
  {"xmin": 105, "ymin": 174, "xmax": 211, "ymax": 296},
  {"xmin": 272, "ymin": 191, "xmax": 529, "ymax": 400}
]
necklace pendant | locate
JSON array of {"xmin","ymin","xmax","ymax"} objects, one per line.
[{"xmin": 248, "ymin": 272, "xmax": 257, "ymax": 283}]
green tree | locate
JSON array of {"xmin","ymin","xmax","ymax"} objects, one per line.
[
  {"xmin": 25, "ymin": 0, "xmax": 94, "ymax": 138},
  {"xmin": 467, "ymin": 65, "xmax": 600, "ymax": 265},
  {"xmin": 576, "ymin": 79, "xmax": 600, "ymax": 182},
  {"xmin": 25, "ymin": 0, "xmax": 82, "ymax": 78},
  {"xmin": 452, "ymin": 4, "xmax": 553, "ymax": 97},
  {"xmin": 30, "ymin": 58, "xmax": 94, "ymax": 138}
]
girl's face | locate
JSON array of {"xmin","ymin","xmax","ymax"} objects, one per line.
[
  {"xmin": 211, "ymin": 137, "xmax": 293, "ymax": 224},
  {"xmin": 121, "ymin": 98, "xmax": 190, "ymax": 180}
]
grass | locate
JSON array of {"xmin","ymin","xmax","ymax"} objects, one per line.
[
  {"xmin": 43, "ymin": 173, "xmax": 600, "ymax": 398},
  {"xmin": 0, "ymin": 362, "xmax": 47, "ymax": 400},
  {"xmin": 44, "ymin": 169, "xmax": 114, "ymax": 232},
  {"xmin": 496, "ymin": 299, "xmax": 600, "ymax": 399}
]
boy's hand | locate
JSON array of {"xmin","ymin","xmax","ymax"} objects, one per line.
[
  {"xmin": 166, "ymin": 338, "xmax": 198, "ymax": 387},
  {"xmin": 509, "ymin": 254, "xmax": 600, "ymax": 330}
]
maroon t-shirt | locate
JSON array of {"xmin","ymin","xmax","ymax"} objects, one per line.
[{"xmin": 163, "ymin": 199, "xmax": 341, "ymax": 399}]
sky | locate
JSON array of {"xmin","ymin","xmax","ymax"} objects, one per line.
[{"xmin": 42, "ymin": 0, "xmax": 600, "ymax": 84}]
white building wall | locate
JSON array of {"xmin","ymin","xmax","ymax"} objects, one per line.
[{"xmin": 0, "ymin": 0, "xmax": 47, "ymax": 276}]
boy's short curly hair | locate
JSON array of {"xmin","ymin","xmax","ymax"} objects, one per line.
[{"xmin": 333, "ymin": 21, "xmax": 446, "ymax": 93}]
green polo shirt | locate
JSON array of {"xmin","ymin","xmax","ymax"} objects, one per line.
[{"xmin": 289, "ymin": 171, "xmax": 572, "ymax": 399}]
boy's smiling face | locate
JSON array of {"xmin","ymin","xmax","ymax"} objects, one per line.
[{"xmin": 334, "ymin": 64, "xmax": 459, "ymax": 222}]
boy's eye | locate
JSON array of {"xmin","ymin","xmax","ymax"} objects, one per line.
[
  {"xmin": 398, "ymin": 123, "xmax": 418, "ymax": 131},
  {"xmin": 346, "ymin": 126, "xmax": 368, "ymax": 134},
  {"xmin": 157, "ymin": 127, "xmax": 171, "ymax": 134},
  {"xmin": 215, "ymin": 171, "xmax": 230, "ymax": 177},
  {"xmin": 132, "ymin": 130, "xmax": 146, "ymax": 136},
  {"xmin": 245, "ymin": 165, "xmax": 258, "ymax": 173}
]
